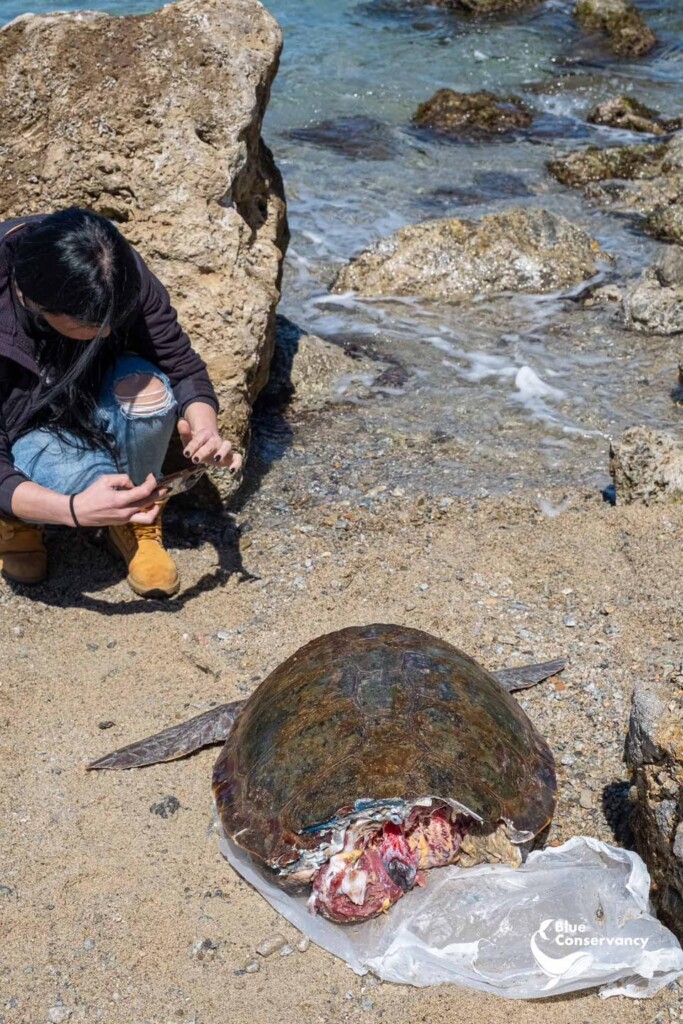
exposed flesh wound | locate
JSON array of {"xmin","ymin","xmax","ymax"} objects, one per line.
[{"xmin": 310, "ymin": 807, "xmax": 470, "ymax": 922}]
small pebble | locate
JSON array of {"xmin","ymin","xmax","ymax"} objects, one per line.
[
  {"xmin": 83, "ymin": 938, "xmax": 95, "ymax": 950},
  {"xmin": 256, "ymin": 933, "xmax": 286, "ymax": 957},
  {"xmin": 361, "ymin": 996, "xmax": 374, "ymax": 1012},
  {"xmin": 279, "ymin": 944, "xmax": 295, "ymax": 956},
  {"xmin": 563, "ymin": 615, "xmax": 577, "ymax": 628},
  {"xmin": 97, "ymin": 721, "xmax": 115, "ymax": 730},
  {"xmin": 192, "ymin": 938, "xmax": 219, "ymax": 962},
  {"xmin": 12, "ymin": 626, "xmax": 24, "ymax": 637},
  {"xmin": 150, "ymin": 795, "xmax": 180, "ymax": 818},
  {"xmin": 48, "ymin": 1008, "xmax": 72, "ymax": 1024},
  {"xmin": 296, "ymin": 935, "xmax": 310, "ymax": 952},
  {"xmin": 244, "ymin": 959, "xmax": 260, "ymax": 973},
  {"xmin": 579, "ymin": 789, "xmax": 594, "ymax": 810}
]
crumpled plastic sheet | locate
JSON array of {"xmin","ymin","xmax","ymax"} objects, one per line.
[{"xmin": 220, "ymin": 833, "xmax": 683, "ymax": 999}]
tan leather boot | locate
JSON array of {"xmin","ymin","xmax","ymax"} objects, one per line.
[
  {"xmin": 107, "ymin": 510, "xmax": 179, "ymax": 598},
  {"xmin": 0, "ymin": 518, "xmax": 47, "ymax": 584}
]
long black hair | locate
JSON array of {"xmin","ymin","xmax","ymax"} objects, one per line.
[{"xmin": 12, "ymin": 207, "xmax": 142, "ymax": 454}]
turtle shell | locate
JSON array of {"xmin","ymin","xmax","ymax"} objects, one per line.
[{"xmin": 213, "ymin": 623, "xmax": 556, "ymax": 876}]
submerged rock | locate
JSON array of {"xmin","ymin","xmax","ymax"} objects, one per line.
[
  {"xmin": 413, "ymin": 89, "xmax": 532, "ymax": 138},
  {"xmin": 610, "ymin": 427, "xmax": 683, "ymax": 505},
  {"xmin": 587, "ymin": 96, "xmax": 682, "ymax": 136},
  {"xmin": 433, "ymin": 0, "xmax": 545, "ymax": 11},
  {"xmin": 625, "ymin": 668, "xmax": 683, "ymax": 939},
  {"xmin": 0, "ymin": 0, "xmax": 288, "ymax": 452},
  {"xmin": 620, "ymin": 247, "xmax": 683, "ymax": 335},
  {"xmin": 332, "ymin": 208, "xmax": 601, "ymax": 303},
  {"xmin": 573, "ymin": 0, "xmax": 657, "ymax": 58},
  {"xmin": 286, "ymin": 116, "xmax": 397, "ymax": 161}
]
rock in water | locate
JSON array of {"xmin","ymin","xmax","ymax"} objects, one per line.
[
  {"xmin": 620, "ymin": 247, "xmax": 683, "ymax": 336},
  {"xmin": 548, "ymin": 134, "xmax": 683, "ymax": 245},
  {"xmin": 0, "ymin": 0, "xmax": 288, "ymax": 452},
  {"xmin": 413, "ymin": 89, "xmax": 532, "ymax": 138},
  {"xmin": 573, "ymin": 0, "xmax": 657, "ymax": 58},
  {"xmin": 625, "ymin": 669, "xmax": 683, "ymax": 940},
  {"xmin": 433, "ymin": 0, "xmax": 545, "ymax": 11},
  {"xmin": 548, "ymin": 142, "xmax": 669, "ymax": 188},
  {"xmin": 587, "ymin": 96, "xmax": 682, "ymax": 136},
  {"xmin": 332, "ymin": 209, "xmax": 601, "ymax": 303},
  {"xmin": 610, "ymin": 427, "xmax": 683, "ymax": 504},
  {"xmin": 286, "ymin": 116, "xmax": 397, "ymax": 161}
]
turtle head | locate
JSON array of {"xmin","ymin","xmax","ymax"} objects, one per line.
[{"xmin": 310, "ymin": 823, "xmax": 420, "ymax": 922}]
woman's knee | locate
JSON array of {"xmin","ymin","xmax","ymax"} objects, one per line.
[{"xmin": 113, "ymin": 370, "xmax": 176, "ymax": 418}]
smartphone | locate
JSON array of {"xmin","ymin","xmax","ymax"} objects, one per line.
[{"xmin": 154, "ymin": 466, "xmax": 207, "ymax": 500}]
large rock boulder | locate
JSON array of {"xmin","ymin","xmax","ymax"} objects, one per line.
[
  {"xmin": 620, "ymin": 247, "xmax": 683, "ymax": 335},
  {"xmin": 610, "ymin": 427, "xmax": 683, "ymax": 504},
  {"xmin": 573, "ymin": 0, "xmax": 656, "ymax": 58},
  {"xmin": 413, "ymin": 89, "xmax": 532, "ymax": 138},
  {"xmin": 587, "ymin": 96, "xmax": 682, "ymax": 136},
  {"xmin": 332, "ymin": 209, "xmax": 602, "ymax": 303},
  {"xmin": 0, "ymin": 0, "xmax": 288, "ymax": 452},
  {"xmin": 625, "ymin": 669, "xmax": 683, "ymax": 939}
]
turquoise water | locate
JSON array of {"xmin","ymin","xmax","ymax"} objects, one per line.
[{"xmin": 3, "ymin": 1, "xmax": 683, "ymax": 495}]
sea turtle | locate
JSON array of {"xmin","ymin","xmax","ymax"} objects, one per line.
[{"xmin": 89, "ymin": 623, "xmax": 561, "ymax": 923}]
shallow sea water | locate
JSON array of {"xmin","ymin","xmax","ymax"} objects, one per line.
[{"xmin": 3, "ymin": 0, "xmax": 683, "ymax": 502}]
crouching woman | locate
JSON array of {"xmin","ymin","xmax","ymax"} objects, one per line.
[{"xmin": 0, "ymin": 207, "xmax": 242, "ymax": 598}]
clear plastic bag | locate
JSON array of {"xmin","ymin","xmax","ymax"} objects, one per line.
[{"xmin": 220, "ymin": 833, "xmax": 683, "ymax": 999}]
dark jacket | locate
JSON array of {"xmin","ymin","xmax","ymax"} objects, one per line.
[{"xmin": 0, "ymin": 214, "xmax": 219, "ymax": 516}]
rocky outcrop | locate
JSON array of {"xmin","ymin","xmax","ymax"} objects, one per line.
[
  {"xmin": 625, "ymin": 669, "xmax": 683, "ymax": 939},
  {"xmin": 587, "ymin": 96, "xmax": 682, "ymax": 136},
  {"xmin": 413, "ymin": 90, "xmax": 532, "ymax": 138},
  {"xmin": 259, "ymin": 317, "xmax": 373, "ymax": 413},
  {"xmin": 333, "ymin": 209, "xmax": 602, "ymax": 303},
  {"xmin": 620, "ymin": 247, "xmax": 683, "ymax": 335},
  {"xmin": 549, "ymin": 134, "xmax": 683, "ymax": 246},
  {"xmin": 0, "ymin": 0, "xmax": 288, "ymax": 453},
  {"xmin": 644, "ymin": 202, "xmax": 683, "ymax": 246},
  {"xmin": 573, "ymin": 0, "xmax": 656, "ymax": 58},
  {"xmin": 548, "ymin": 141, "xmax": 669, "ymax": 188},
  {"xmin": 609, "ymin": 428, "xmax": 683, "ymax": 505}
]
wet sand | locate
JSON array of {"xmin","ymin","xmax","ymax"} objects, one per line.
[{"xmin": 2, "ymin": 485, "xmax": 682, "ymax": 1022}]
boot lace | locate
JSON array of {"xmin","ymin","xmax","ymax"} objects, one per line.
[{"xmin": 132, "ymin": 520, "xmax": 162, "ymax": 543}]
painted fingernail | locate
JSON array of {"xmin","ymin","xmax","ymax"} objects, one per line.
[
  {"xmin": 192, "ymin": 456, "xmax": 200, "ymax": 464},
  {"xmin": 229, "ymin": 467, "xmax": 236, "ymax": 474},
  {"xmin": 183, "ymin": 450, "xmax": 190, "ymax": 458},
  {"xmin": 213, "ymin": 454, "xmax": 221, "ymax": 463}
]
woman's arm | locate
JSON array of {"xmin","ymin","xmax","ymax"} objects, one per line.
[
  {"xmin": 11, "ymin": 474, "xmax": 166, "ymax": 527},
  {"xmin": 11, "ymin": 481, "xmax": 72, "ymax": 525}
]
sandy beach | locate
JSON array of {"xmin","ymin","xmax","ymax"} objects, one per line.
[{"xmin": 2, "ymin": 487, "xmax": 682, "ymax": 1023}]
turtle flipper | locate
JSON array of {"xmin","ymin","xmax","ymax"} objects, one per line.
[
  {"xmin": 87, "ymin": 700, "xmax": 245, "ymax": 771},
  {"xmin": 492, "ymin": 660, "xmax": 565, "ymax": 693}
]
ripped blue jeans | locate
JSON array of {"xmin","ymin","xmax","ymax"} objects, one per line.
[{"xmin": 12, "ymin": 354, "xmax": 178, "ymax": 496}]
